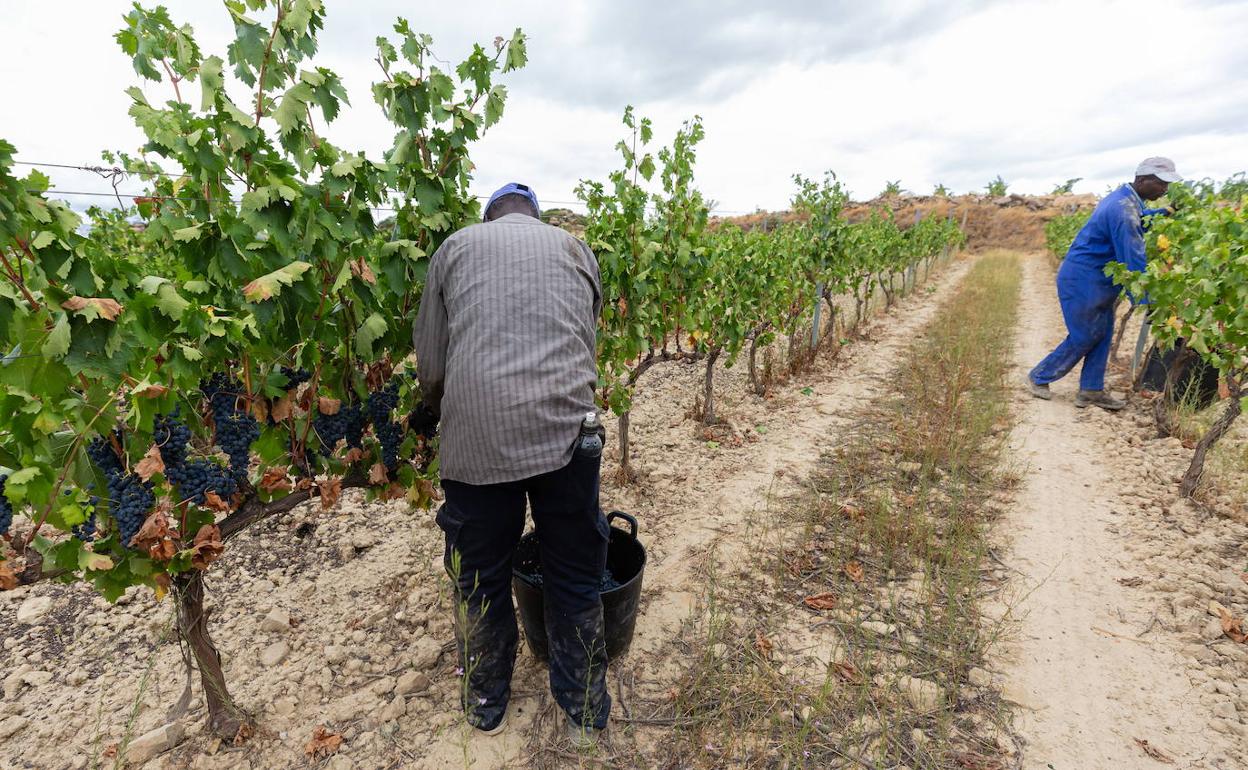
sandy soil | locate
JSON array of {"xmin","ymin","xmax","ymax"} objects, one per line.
[{"xmin": 992, "ymin": 252, "xmax": 1248, "ymax": 769}]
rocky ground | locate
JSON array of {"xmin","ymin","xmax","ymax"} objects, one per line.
[{"xmin": 2, "ymin": 250, "xmax": 1246, "ymax": 769}]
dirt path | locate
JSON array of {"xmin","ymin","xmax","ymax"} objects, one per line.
[{"xmin": 996, "ymin": 252, "xmax": 1245, "ymax": 769}]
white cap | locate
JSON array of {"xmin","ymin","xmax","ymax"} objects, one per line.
[{"xmin": 1135, "ymin": 157, "xmax": 1183, "ymax": 183}]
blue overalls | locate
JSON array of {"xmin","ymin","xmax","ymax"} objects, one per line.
[{"xmin": 1030, "ymin": 184, "xmax": 1164, "ymax": 391}]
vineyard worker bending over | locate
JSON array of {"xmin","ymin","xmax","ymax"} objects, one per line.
[
  {"xmin": 1028, "ymin": 158, "xmax": 1181, "ymax": 410},
  {"xmin": 411, "ymin": 182, "xmax": 610, "ymax": 744}
]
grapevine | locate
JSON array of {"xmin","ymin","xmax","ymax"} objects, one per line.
[{"xmin": 0, "ymin": 0, "xmax": 527, "ymax": 740}]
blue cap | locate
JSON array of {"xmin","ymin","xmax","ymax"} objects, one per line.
[{"xmin": 484, "ymin": 182, "xmax": 540, "ymax": 219}]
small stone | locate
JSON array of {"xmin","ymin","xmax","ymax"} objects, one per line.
[
  {"xmin": 0, "ymin": 716, "xmax": 29, "ymax": 740},
  {"xmin": 260, "ymin": 641, "xmax": 290, "ymax": 667},
  {"xmin": 253, "ymin": 579, "xmax": 276, "ymax": 595},
  {"xmin": 326, "ymin": 756, "xmax": 353, "ymax": 770},
  {"xmin": 395, "ymin": 672, "xmax": 430, "ymax": 696},
  {"xmin": 410, "ymin": 637, "xmax": 442, "ymax": 669},
  {"xmin": 897, "ymin": 675, "xmax": 943, "ymax": 712},
  {"xmin": 3, "ymin": 667, "xmax": 31, "ymax": 699},
  {"xmin": 380, "ymin": 697, "xmax": 407, "ymax": 722},
  {"xmin": 273, "ymin": 697, "xmax": 298, "ymax": 717},
  {"xmin": 324, "ymin": 645, "xmax": 347, "ymax": 664},
  {"xmin": 1211, "ymin": 700, "xmax": 1238, "ymax": 720},
  {"xmin": 371, "ymin": 677, "xmax": 396, "ymax": 696},
  {"xmin": 898, "ymin": 462, "xmax": 922, "ymax": 474},
  {"xmin": 911, "ymin": 728, "xmax": 929, "ymax": 747},
  {"xmin": 15, "ymin": 597, "xmax": 52, "ymax": 625},
  {"xmin": 260, "ymin": 608, "xmax": 292, "ymax": 634},
  {"xmin": 860, "ymin": 621, "xmax": 896, "ymax": 637},
  {"xmin": 1202, "ymin": 618, "xmax": 1226, "ymax": 642},
  {"xmin": 125, "ymin": 723, "xmax": 186, "ymax": 764},
  {"xmin": 22, "ymin": 671, "xmax": 52, "ymax": 688},
  {"xmin": 967, "ymin": 667, "xmax": 993, "ymax": 687}
]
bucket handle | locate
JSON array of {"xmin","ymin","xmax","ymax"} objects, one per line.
[{"xmin": 606, "ymin": 510, "xmax": 638, "ymax": 539}]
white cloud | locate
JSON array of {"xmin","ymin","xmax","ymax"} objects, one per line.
[{"xmin": 1, "ymin": 0, "xmax": 1243, "ymax": 215}]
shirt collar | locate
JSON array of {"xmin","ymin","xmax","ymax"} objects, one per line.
[{"xmin": 1122, "ymin": 183, "xmax": 1144, "ymax": 208}]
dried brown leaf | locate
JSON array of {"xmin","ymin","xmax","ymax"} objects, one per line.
[
  {"xmin": 132, "ymin": 382, "xmax": 168, "ymax": 399},
  {"xmin": 368, "ymin": 463, "xmax": 389, "ymax": 485},
  {"xmin": 133, "ymin": 512, "xmax": 178, "ymax": 560},
  {"xmin": 381, "ymin": 482, "xmax": 406, "ymax": 501},
  {"xmin": 1133, "ymin": 738, "xmax": 1175, "ymax": 764},
  {"xmin": 232, "ymin": 721, "xmax": 254, "ymax": 746},
  {"xmin": 1214, "ymin": 604, "xmax": 1247, "ymax": 644},
  {"xmin": 259, "ymin": 466, "xmax": 293, "ymax": 494},
  {"xmin": 294, "ymin": 476, "xmax": 315, "ymax": 491},
  {"xmin": 833, "ymin": 662, "xmax": 863, "ymax": 684},
  {"xmin": 270, "ymin": 392, "xmax": 294, "ymax": 422},
  {"xmin": 251, "ymin": 397, "xmax": 270, "ymax": 424},
  {"xmin": 135, "ymin": 444, "xmax": 166, "ymax": 482},
  {"xmin": 203, "ymin": 490, "xmax": 232, "ymax": 513},
  {"xmin": 838, "ymin": 501, "xmax": 864, "ymax": 519},
  {"xmin": 349, "ymin": 258, "xmax": 376, "ymax": 284},
  {"xmin": 802, "ymin": 592, "xmax": 838, "ymax": 610},
  {"xmin": 305, "ymin": 726, "xmax": 343, "ymax": 759},
  {"xmin": 62, "ymin": 296, "xmax": 124, "ymax": 321},
  {"xmin": 843, "ymin": 561, "xmax": 865, "ymax": 583},
  {"xmin": 318, "ymin": 477, "xmax": 342, "ymax": 510},
  {"xmin": 753, "ymin": 631, "xmax": 774, "ymax": 659},
  {"xmin": 190, "ymin": 524, "xmax": 224, "ymax": 570},
  {"xmin": 0, "ymin": 560, "xmax": 18, "ymax": 591},
  {"xmin": 318, "ymin": 396, "xmax": 341, "ymax": 416},
  {"xmin": 344, "ymin": 447, "xmax": 365, "ymax": 464}
]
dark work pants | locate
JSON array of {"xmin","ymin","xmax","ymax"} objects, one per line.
[
  {"xmin": 437, "ymin": 446, "xmax": 611, "ymax": 730},
  {"xmin": 1029, "ymin": 261, "xmax": 1120, "ymax": 391}
]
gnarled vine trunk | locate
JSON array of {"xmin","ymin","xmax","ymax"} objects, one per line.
[
  {"xmin": 1110, "ymin": 299, "xmax": 1135, "ymax": 363},
  {"xmin": 748, "ymin": 335, "xmax": 765, "ymax": 396},
  {"xmin": 1180, "ymin": 379, "xmax": 1242, "ymax": 498},
  {"xmin": 175, "ymin": 572, "xmax": 252, "ymax": 741},
  {"xmin": 701, "ymin": 347, "xmax": 722, "ymax": 424},
  {"xmin": 617, "ymin": 411, "xmax": 633, "ymax": 479}
]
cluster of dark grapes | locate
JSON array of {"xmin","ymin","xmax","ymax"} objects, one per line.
[
  {"xmin": 0, "ymin": 474, "xmax": 13, "ymax": 537},
  {"xmin": 72, "ymin": 493, "xmax": 99, "ymax": 542},
  {"xmin": 280, "ymin": 366, "xmax": 311, "ymax": 391},
  {"xmin": 87, "ymin": 434, "xmax": 153, "ymax": 547},
  {"xmin": 201, "ymin": 373, "xmax": 260, "ymax": 479},
  {"xmin": 313, "ymin": 402, "xmax": 365, "ymax": 457},
  {"xmin": 155, "ymin": 409, "xmax": 237, "ymax": 507},
  {"xmin": 174, "ymin": 458, "xmax": 237, "ymax": 505},
  {"xmin": 154, "ymin": 408, "xmax": 191, "ymax": 467},
  {"xmin": 367, "ymin": 382, "xmax": 402, "ymax": 470}
]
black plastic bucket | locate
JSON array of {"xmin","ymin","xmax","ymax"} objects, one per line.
[{"xmin": 512, "ymin": 511, "xmax": 646, "ymax": 662}]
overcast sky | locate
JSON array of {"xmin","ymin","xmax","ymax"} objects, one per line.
[{"xmin": 3, "ymin": 0, "xmax": 1246, "ymax": 214}]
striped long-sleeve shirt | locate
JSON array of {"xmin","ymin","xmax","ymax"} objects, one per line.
[{"xmin": 412, "ymin": 213, "xmax": 602, "ymax": 485}]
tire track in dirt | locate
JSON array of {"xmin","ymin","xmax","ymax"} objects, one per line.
[{"xmin": 995, "ymin": 252, "xmax": 1241, "ymax": 769}]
